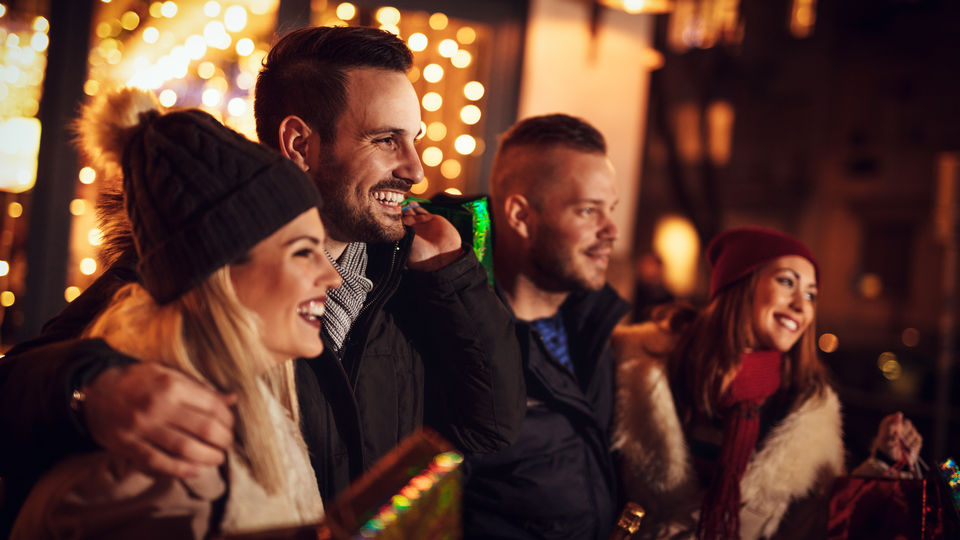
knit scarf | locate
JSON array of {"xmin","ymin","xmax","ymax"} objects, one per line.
[
  {"xmin": 698, "ymin": 350, "xmax": 782, "ymax": 540},
  {"xmin": 322, "ymin": 242, "xmax": 373, "ymax": 352}
]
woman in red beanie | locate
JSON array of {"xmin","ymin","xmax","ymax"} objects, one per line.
[{"xmin": 611, "ymin": 226, "xmax": 922, "ymax": 540}]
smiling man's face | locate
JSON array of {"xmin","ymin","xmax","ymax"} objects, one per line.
[{"xmin": 311, "ymin": 67, "xmax": 424, "ymax": 245}]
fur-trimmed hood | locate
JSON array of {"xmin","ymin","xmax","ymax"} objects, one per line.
[{"xmin": 611, "ymin": 322, "xmax": 845, "ymax": 540}]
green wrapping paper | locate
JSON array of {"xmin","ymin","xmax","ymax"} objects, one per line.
[{"xmin": 407, "ymin": 194, "xmax": 494, "ymax": 286}]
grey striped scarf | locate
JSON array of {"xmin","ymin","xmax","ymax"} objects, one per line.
[{"xmin": 323, "ymin": 242, "xmax": 373, "ymax": 352}]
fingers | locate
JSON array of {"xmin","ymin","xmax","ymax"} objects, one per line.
[{"xmin": 83, "ymin": 363, "xmax": 236, "ymax": 479}]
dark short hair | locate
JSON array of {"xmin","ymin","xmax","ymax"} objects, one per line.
[
  {"xmin": 496, "ymin": 113, "xmax": 607, "ymax": 156},
  {"xmin": 254, "ymin": 26, "xmax": 413, "ymax": 148}
]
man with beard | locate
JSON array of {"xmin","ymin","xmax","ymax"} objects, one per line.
[
  {"xmin": 461, "ymin": 114, "xmax": 630, "ymax": 540},
  {"xmin": 0, "ymin": 26, "xmax": 524, "ymax": 532}
]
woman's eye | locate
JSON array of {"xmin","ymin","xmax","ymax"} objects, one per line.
[
  {"xmin": 294, "ymin": 248, "xmax": 313, "ymax": 258},
  {"xmin": 804, "ymin": 292, "xmax": 818, "ymax": 302},
  {"xmin": 776, "ymin": 276, "xmax": 795, "ymax": 287}
]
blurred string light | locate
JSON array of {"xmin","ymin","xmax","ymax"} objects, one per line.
[
  {"xmin": 667, "ymin": 0, "xmax": 741, "ymax": 53},
  {"xmin": 790, "ymin": 0, "xmax": 817, "ymax": 38},
  {"xmin": 878, "ymin": 351, "xmax": 902, "ymax": 381},
  {"xmin": 818, "ymin": 332, "xmax": 839, "ymax": 353},
  {"xmin": 902, "ymin": 327, "xmax": 920, "ymax": 347},
  {"xmin": 67, "ymin": 0, "xmax": 280, "ymax": 298}
]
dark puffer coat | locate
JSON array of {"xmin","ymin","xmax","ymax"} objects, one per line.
[{"xmin": 462, "ymin": 283, "xmax": 630, "ymax": 540}]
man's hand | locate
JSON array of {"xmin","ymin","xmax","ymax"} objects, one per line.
[
  {"xmin": 403, "ymin": 205, "xmax": 465, "ymax": 272},
  {"xmin": 872, "ymin": 411, "xmax": 923, "ymax": 466},
  {"xmin": 83, "ymin": 363, "xmax": 236, "ymax": 478}
]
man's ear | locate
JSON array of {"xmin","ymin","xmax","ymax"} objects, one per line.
[
  {"xmin": 504, "ymin": 193, "xmax": 533, "ymax": 239},
  {"xmin": 278, "ymin": 115, "xmax": 315, "ymax": 172}
]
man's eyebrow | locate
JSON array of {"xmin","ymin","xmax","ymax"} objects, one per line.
[{"xmin": 362, "ymin": 126, "xmax": 414, "ymax": 138}]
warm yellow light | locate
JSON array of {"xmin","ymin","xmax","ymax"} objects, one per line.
[
  {"xmin": 0, "ymin": 117, "xmax": 41, "ymax": 192},
  {"xmin": 460, "ymin": 105, "xmax": 481, "ymax": 125},
  {"xmin": 423, "ymin": 63, "xmax": 444, "ymax": 83},
  {"xmin": 408, "ymin": 33, "xmax": 427, "ymax": 52},
  {"xmin": 96, "ymin": 22, "xmax": 113, "ymax": 39},
  {"xmin": 69, "ymin": 199, "xmax": 87, "ymax": 216},
  {"xmin": 235, "ymin": 38, "xmax": 255, "ymax": 56},
  {"xmin": 0, "ymin": 261, "xmax": 8, "ymax": 277},
  {"xmin": 8, "ymin": 202, "xmax": 23, "ymax": 218},
  {"xmin": 32, "ymin": 16, "xmax": 49, "ymax": 32},
  {"xmin": 407, "ymin": 66, "xmax": 420, "ymax": 83},
  {"xmin": 249, "ymin": 0, "xmax": 274, "ymax": 15},
  {"xmin": 120, "ymin": 11, "xmax": 140, "ymax": 31},
  {"xmin": 227, "ymin": 97, "xmax": 247, "ymax": 117},
  {"xmin": 203, "ymin": 1, "xmax": 221, "ymax": 17},
  {"xmin": 440, "ymin": 159, "xmax": 461, "ymax": 179},
  {"xmin": 88, "ymin": 228, "xmax": 104, "ymax": 246},
  {"xmin": 422, "ymin": 92, "xmax": 442, "ymax": 112},
  {"xmin": 464, "ymin": 81, "xmax": 484, "ymax": 101},
  {"xmin": 417, "ymin": 121, "xmax": 427, "ymax": 141},
  {"xmin": 236, "ymin": 71, "xmax": 255, "ymax": 90},
  {"xmin": 79, "ymin": 166, "xmax": 96, "ymax": 184},
  {"xmin": 161, "ymin": 1, "xmax": 178, "ymax": 18},
  {"xmin": 80, "ymin": 258, "xmax": 98, "ymax": 276},
  {"xmin": 0, "ymin": 291, "xmax": 14, "ymax": 307},
  {"xmin": 336, "ymin": 2, "xmax": 357, "ymax": 20},
  {"xmin": 456, "ymin": 27, "xmax": 476, "ymax": 44},
  {"xmin": 30, "ymin": 32, "xmax": 49, "ymax": 52},
  {"xmin": 438, "ymin": 39, "xmax": 458, "ymax": 58},
  {"xmin": 410, "ymin": 178, "xmax": 429, "ymax": 195},
  {"xmin": 881, "ymin": 357, "xmax": 902, "ymax": 380},
  {"xmin": 454, "ymin": 135, "xmax": 476, "ymax": 155},
  {"xmin": 858, "ymin": 273, "xmax": 883, "ymax": 299},
  {"xmin": 818, "ymin": 333, "xmax": 838, "ymax": 353},
  {"xmin": 185, "ymin": 35, "xmax": 207, "ymax": 59},
  {"xmin": 652, "ymin": 215, "xmax": 700, "ymax": 296},
  {"xmin": 65, "ymin": 286, "xmax": 81, "ymax": 303},
  {"xmin": 427, "ymin": 122, "xmax": 446, "ymax": 141},
  {"xmin": 376, "ymin": 6, "xmax": 401, "ymax": 26},
  {"xmin": 602, "ymin": 0, "xmax": 674, "ymax": 13},
  {"xmin": 444, "ymin": 188, "xmax": 462, "ymax": 196},
  {"xmin": 202, "ymin": 88, "xmax": 222, "ymax": 107},
  {"xmin": 422, "ymin": 147, "xmax": 443, "ymax": 167},
  {"xmin": 451, "ymin": 49, "xmax": 471, "ymax": 68},
  {"xmin": 902, "ymin": 327, "xmax": 920, "ymax": 347},
  {"xmin": 197, "ymin": 61, "xmax": 216, "ymax": 79},
  {"xmin": 204, "ymin": 21, "xmax": 231, "ymax": 49},
  {"xmin": 0, "ymin": 5, "xmax": 6, "ymax": 18},
  {"xmin": 707, "ymin": 100, "xmax": 734, "ymax": 165},
  {"xmin": 150, "ymin": 2, "xmax": 164, "ymax": 18},
  {"xmin": 429, "ymin": 12, "xmax": 448, "ymax": 30},
  {"xmin": 224, "ymin": 5, "xmax": 247, "ymax": 32},
  {"xmin": 158, "ymin": 89, "xmax": 177, "ymax": 107},
  {"xmin": 379, "ymin": 25, "xmax": 400, "ymax": 36},
  {"xmin": 142, "ymin": 26, "xmax": 159, "ymax": 43}
]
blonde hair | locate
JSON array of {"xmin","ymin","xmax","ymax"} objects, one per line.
[{"xmin": 84, "ymin": 267, "xmax": 298, "ymax": 494}]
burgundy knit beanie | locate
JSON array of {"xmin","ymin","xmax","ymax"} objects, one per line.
[{"xmin": 706, "ymin": 226, "xmax": 818, "ymax": 300}]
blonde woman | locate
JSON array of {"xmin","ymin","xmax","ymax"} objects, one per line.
[{"xmin": 11, "ymin": 88, "xmax": 341, "ymax": 538}]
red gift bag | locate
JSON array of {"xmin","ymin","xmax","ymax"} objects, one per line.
[{"xmin": 827, "ymin": 470, "xmax": 959, "ymax": 540}]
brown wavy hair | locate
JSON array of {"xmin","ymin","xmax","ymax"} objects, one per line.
[{"xmin": 665, "ymin": 270, "xmax": 829, "ymax": 423}]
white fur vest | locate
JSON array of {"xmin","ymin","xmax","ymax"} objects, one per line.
[{"xmin": 611, "ymin": 322, "xmax": 845, "ymax": 540}]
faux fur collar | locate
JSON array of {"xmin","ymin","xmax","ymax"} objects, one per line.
[{"xmin": 611, "ymin": 322, "xmax": 845, "ymax": 539}]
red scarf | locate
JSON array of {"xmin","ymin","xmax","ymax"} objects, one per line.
[{"xmin": 698, "ymin": 350, "xmax": 782, "ymax": 540}]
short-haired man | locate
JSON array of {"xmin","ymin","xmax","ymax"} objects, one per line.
[
  {"xmin": 0, "ymin": 26, "xmax": 524, "ymax": 530},
  {"xmin": 462, "ymin": 114, "xmax": 630, "ymax": 539}
]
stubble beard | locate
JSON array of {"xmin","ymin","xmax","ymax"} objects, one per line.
[
  {"xmin": 529, "ymin": 235, "xmax": 605, "ymax": 294},
  {"xmin": 312, "ymin": 164, "xmax": 405, "ymax": 245}
]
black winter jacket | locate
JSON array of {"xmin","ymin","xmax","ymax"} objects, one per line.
[
  {"xmin": 0, "ymin": 229, "xmax": 525, "ymax": 532},
  {"xmin": 462, "ymin": 283, "xmax": 630, "ymax": 540}
]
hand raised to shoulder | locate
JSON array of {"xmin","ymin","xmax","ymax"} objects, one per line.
[
  {"xmin": 83, "ymin": 363, "xmax": 236, "ymax": 478},
  {"xmin": 403, "ymin": 205, "xmax": 465, "ymax": 272}
]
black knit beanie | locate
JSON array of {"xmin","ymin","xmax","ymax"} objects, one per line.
[{"xmin": 121, "ymin": 109, "xmax": 320, "ymax": 304}]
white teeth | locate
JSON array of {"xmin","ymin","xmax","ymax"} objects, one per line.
[
  {"xmin": 373, "ymin": 190, "xmax": 404, "ymax": 205},
  {"xmin": 776, "ymin": 315, "xmax": 798, "ymax": 331},
  {"xmin": 297, "ymin": 300, "xmax": 325, "ymax": 319}
]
